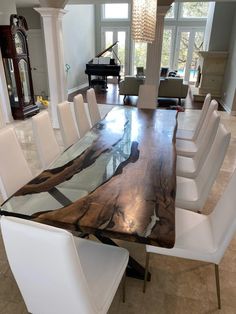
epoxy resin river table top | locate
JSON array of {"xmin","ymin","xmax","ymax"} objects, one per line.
[{"xmin": 1, "ymin": 107, "xmax": 178, "ymax": 248}]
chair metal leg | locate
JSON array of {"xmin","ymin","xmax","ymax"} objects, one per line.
[
  {"xmin": 214, "ymin": 264, "xmax": 221, "ymax": 309},
  {"xmin": 122, "ymin": 272, "xmax": 126, "ymax": 303},
  {"xmin": 143, "ymin": 252, "xmax": 150, "ymax": 293}
]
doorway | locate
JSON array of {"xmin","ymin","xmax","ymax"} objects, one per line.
[
  {"xmin": 101, "ymin": 27, "xmax": 130, "ymax": 77},
  {"xmin": 174, "ymin": 27, "xmax": 204, "ymax": 83}
]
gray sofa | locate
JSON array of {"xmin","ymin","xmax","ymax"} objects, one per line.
[{"xmin": 119, "ymin": 76, "xmax": 189, "ymax": 103}]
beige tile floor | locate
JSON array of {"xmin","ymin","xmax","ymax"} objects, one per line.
[{"xmin": 1, "ymin": 106, "xmax": 236, "ymax": 314}]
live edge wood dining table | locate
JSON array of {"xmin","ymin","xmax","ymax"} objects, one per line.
[{"xmin": 0, "ymin": 106, "xmax": 178, "ymax": 280}]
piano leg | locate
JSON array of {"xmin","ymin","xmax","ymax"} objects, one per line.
[
  {"xmin": 105, "ymin": 76, "xmax": 108, "ymax": 89},
  {"xmin": 88, "ymin": 74, "xmax": 92, "ymax": 87}
]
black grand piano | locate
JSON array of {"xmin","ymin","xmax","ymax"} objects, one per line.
[{"xmin": 85, "ymin": 41, "xmax": 121, "ymax": 89}]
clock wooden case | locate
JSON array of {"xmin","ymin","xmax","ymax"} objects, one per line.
[{"xmin": 0, "ymin": 14, "xmax": 39, "ymax": 119}]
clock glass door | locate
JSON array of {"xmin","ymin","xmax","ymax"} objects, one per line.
[
  {"xmin": 18, "ymin": 59, "xmax": 31, "ymax": 104},
  {"xmin": 3, "ymin": 59, "xmax": 18, "ymax": 107}
]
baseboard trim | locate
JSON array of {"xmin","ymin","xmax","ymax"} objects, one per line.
[
  {"xmin": 68, "ymin": 83, "xmax": 88, "ymax": 94},
  {"xmin": 219, "ymin": 100, "xmax": 236, "ymax": 115}
]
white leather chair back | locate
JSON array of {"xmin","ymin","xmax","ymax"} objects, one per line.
[
  {"xmin": 196, "ymin": 99, "xmax": 218, "ymax": 145},
  {"xmin": 32, "ymin": 111, "xmax": 61, "ymax": 169},
  {"xmin": 210, "ymin": 168, "xmax": 236, "ymax": 263},
  {"xmin": 193, "ymin": 107, "xmax": 220, "ymax": 173},
  {"xmin": 192, "ymin": 93, "xmax": 211, "ymax": 141},
  {"xmin": 0, "ymin": 127, "xmax": 33, "ymax": 201},
  {"xmin": 57, "ymin": 101, "xmax": 80, "ymax": 149},
  {"xmin": 1, "ymin": 216, "xmax": 97, "ymax": 314},
  {"xmin": 73, "ymin": 94, "xmax": 91, "ymax": 138},
  {"xmin": 86, "ymin": 88, "xmax": 101, "ymax": 126},
  {"xmin": 196, "ymin": 122, "xmax": 231, "ymax": 209}
]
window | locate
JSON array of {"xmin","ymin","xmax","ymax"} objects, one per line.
[
  {"xmin": 189, "ymin": 31, "xmax": 204, "ymax": 82},
  {"xmin": 176, "ymin": 30, "xmax": 190, "ymax": 77},
  {"xmin": 162, "ymin": 2, "xmax": 209, "ymax": 82},
  {"xmin": 161, "ymin": 28, "xmax": 174, "ymax": 68},
  {"xmin": 102, "ymin": 3, "xmax": 129, "ymax": 20},
  {"xmin": 117, "ymin": 31, "xmax": 127, "ymax": 76},
  {"xmin": 180, "ymin": 2, "xmax": 209, "ymax": 19},
  {"xmin": 101, "ymin": 27, "xmax": 130, "ymax": 76},
  {"xmin": 174, "ymin": 28, "xmax": 204, "ymax": 83},
  {"xmin": 133, "ymin": 42, "xmax": 147, "ymax": 74},
  {"xmin": 105, "ymin": 31, "xmax": 113, "ymax": 48},
  {"xmin": 165, "ymin": 3, "xmax": 176, "ymax": 19}
]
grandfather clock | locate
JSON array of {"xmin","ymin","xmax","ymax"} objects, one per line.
[{"xmin": 0, "ymin": 15, "xmax": 39, "ymax": 119}]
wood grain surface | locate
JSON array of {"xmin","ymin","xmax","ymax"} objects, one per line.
[{"xmin": 32, "ymin": 108, "xmax": 178, "ymax": 247}]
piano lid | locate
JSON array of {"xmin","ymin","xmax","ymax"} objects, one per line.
[
  {"xmin": 95, "ymin": 41, "xmax": 118, "ymax": 58},
  {"xmin": 89, "ymin": 41, "xmax": 120, "ymax": 64}
]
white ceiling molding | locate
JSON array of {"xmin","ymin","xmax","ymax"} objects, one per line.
[{"xmin": 39, "ymin": 0, "xmax": 68, "ymax": 8}]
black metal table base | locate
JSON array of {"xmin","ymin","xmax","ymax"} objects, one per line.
[{"xmin": 95, "ymin": 234, "xmax": 151, "ymax": 281}]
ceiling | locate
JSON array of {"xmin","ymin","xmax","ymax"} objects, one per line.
[
  {"xmin": 15, "ymin": 0, "xmax": 40, "ymax": 7},
  {"xmin": 14, "ymin": 0, "xmax": 236, "ymax": 8}
]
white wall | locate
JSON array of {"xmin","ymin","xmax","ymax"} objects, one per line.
[
  {"xmin": 0, "ymin": 0, "xmax": 16, "ymax": 25},
  {"xmin": 17, "ymin": 7, "xmax": 41, "ymax": 29},
  {"xmin": 203, "ymin": 2, "xmax": 215, "ymax": 51},
  {"xmin": 208, "ymin": 2, "xmax": 236, "ymax": 51},
  {"xmin": 63, "ymin": 4, "xmax": 95, "ymax": 93},
  {"xmin": 222, "ymin": 9, "xmax": 236, "ymax": 113}
]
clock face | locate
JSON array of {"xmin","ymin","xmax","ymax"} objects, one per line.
[{"xmin": 14, "ymin": 32, "xmax": 25, "ymax": 55}]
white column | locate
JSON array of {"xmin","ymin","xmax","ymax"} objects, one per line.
[
  {"xmin": 34, "ymin": 8, "xmax": 67, "ymax": 128},
  {"xmin": 139, "ymin": 6, "xmax": 170, "ymax": 109}
]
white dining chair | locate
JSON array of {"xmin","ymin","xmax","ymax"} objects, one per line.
[
  {"xmin": 86, "ymin": 88, "xmax": 101, "ymax": 126},
  {"xmin": 0, "ymin": 127, "xmax": 33, "ymax": 201},
  {"xmin": 176, "ymin": 122, "xmax": 231, "ymax": 212},
  {"xmin": 57, "ymin": 101, "xmax": 80, "ymax": 149},
  {"xmin": 1, "ymin": 216, "xmax": 129, "ymax": 314},
  {"xmin": 144, "ymin": 167, "xmax": 236, "ymax": 309},
  {"xmin": 176, "ymin": 100, "xmax": 218, "ymax": 158},
  {"xmin": 73, "ymin": 94, "xmax": 91, "ymax": 138},
  {"xmin": 176, "ymin": 108, "xmax": 220, "ymax": 178},
  {"xmin": 32, "ymin": 111, "xmax": 61, "ymax": 169},
  {"xmin": 176, "ymin": 93, "xmax": 211, "ymax": 140}
]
